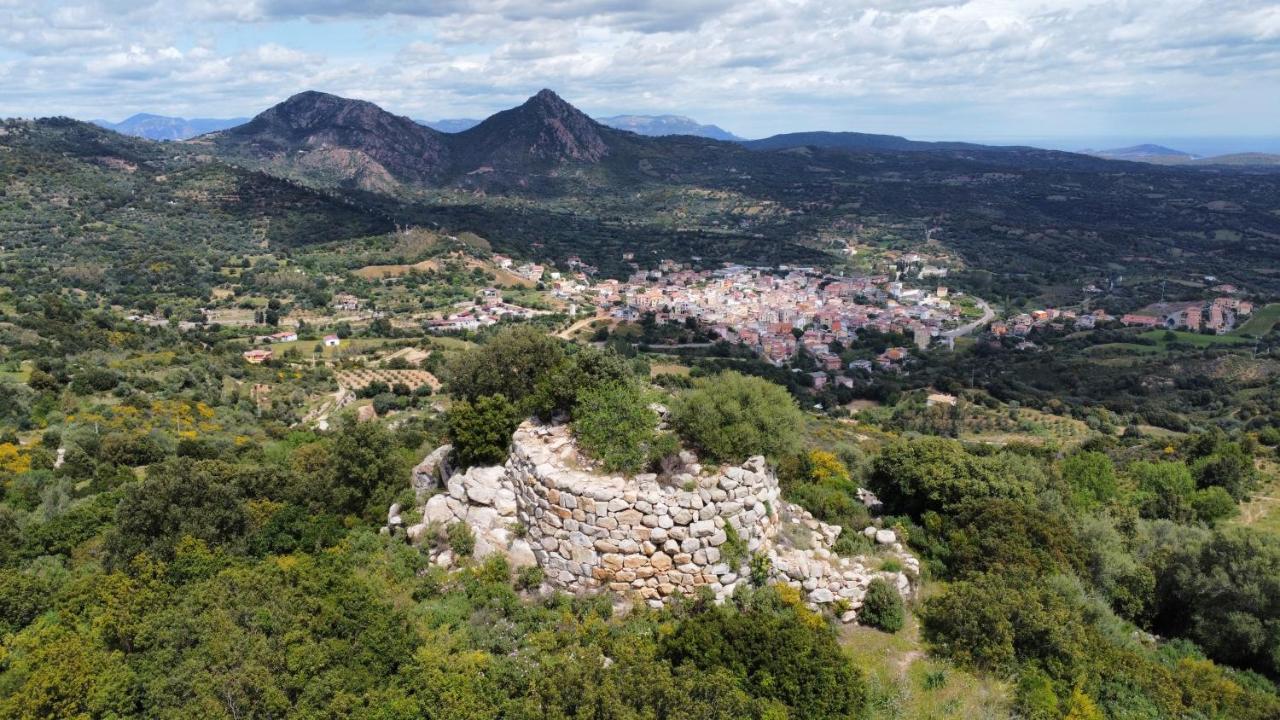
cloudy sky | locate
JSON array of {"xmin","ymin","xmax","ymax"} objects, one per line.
[{"xmin": 3, "ymin": 0, "xmax": 1279, "ymax": 143}]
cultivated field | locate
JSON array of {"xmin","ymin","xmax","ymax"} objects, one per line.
[{"xmin": 336, "ymin": 368, "xmax": 440, "ymax": 391}]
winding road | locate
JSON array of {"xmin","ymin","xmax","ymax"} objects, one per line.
[{"xmin": 941, "ymin": 297, "xmax": 995, "ymax": 340}]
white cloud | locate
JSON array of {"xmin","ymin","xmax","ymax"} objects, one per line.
[{"xmin": 0, "ymin": 0, "xmax": 1277, "ymax": 139}]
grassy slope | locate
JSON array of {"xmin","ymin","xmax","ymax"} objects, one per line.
[
  {"xmin": 1232, "ymin": 457, "xmax": 1280, "ymax": 536},
  {"xmin": 1232, "ymin": 303, "xmax": 1280, "ymax": 337},
  {"xmin": 1135, "ymin": 329, "xmax": 1254, "ymax": 347},
  {"xmin": 844, "ymin": 605, "xmax": 1010, "ymax": 718}
]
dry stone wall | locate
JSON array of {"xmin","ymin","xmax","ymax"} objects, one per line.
[
  {"xmin": 508, "ymin": 422, "xmax": 781, "ymax": 606},
  {"xmin": 406, "ymin": 420, "xmax": 916, "ymax": 619}
]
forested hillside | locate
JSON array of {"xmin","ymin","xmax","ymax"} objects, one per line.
[{"xmin": 2, "ymin": 95, "xmax": 1280, "ymax": 720}]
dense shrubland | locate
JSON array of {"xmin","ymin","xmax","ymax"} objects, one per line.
[{"xmin": 3, "ymin": 266, "xmax": 1280, "ymax": 718}]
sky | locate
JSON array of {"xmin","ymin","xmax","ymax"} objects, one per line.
[{"xmin": 2, "ymin": 0, "xmax": 1279, "ymax": 144}]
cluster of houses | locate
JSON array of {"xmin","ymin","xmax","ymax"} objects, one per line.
[
  {"xmin": 425, "ymin": 291, "xmax": 543, "ymax": 333},
  {"xmin": 1120, "ymin": 297, "xmax": 1253, "ymax": 334},
  {"xmin": 591, "ymin": 264, "xmax": 957, "ymax": 370},
  {"xmin": 992, "ymin": 307, "xmax": 1116, "ymax": 338}
]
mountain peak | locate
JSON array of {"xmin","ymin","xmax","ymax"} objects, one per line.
[
  {"xmin": 255, "ymin": 91, "xmax": 393, "ymax": 131},
  {"xmin": 216, "ymin": 90, "xmax": 450, "ymax": 189},
  {"xmin": 521, "ymin": 88, "xmax": 591, "ymax": 121},
  {"xmin": 458, "ymin": 88, "xmax": 610, "ymax": 165}
]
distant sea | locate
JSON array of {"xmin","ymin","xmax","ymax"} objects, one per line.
[{"xmin": 918, "ymin": 136, "xmax": 1280, "ymax": 158}]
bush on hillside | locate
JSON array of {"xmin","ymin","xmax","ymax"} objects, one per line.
[
  {"xmin": 660, "ymin": 586, "xmax": 866, "ymax": 719},
  {"xmin": 447, "ymin": 394, "xmax": 520, "ymax": 468},
  {"xmin": 529, "ymin": 344, "xmax": 634, "ymax": 420},
  {"xmin": 859, "ymin": 577, "xmax": 904, "ymax": 633},
  {"xmin": 445, "ymin": 326, "xmax": 564, "ymax": 409},
  {"xmin": 867, "ymin": 437, "xmax": 1031, "ymax": 519},
  {"xmin": 571, "ymin": 381, "xmax": 657, "ymax": 474},
  {"xmin": 669, "ymin": 371, "xmax": 802, "ymax": 462}
]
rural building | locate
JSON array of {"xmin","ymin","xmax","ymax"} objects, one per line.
[{"xmin": 243, "ymin": 349, "xmax": 273, "ymax": 364}]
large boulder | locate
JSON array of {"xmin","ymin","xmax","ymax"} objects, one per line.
[
  {"xmin": 422, "ymin": 495, "xmax": 457, "ymax": 526},
  {"xmin": 412, "ymin": 444, "xmax": 454, "ymax": 499},
  {"xmin": 459, "ymin": 465, "xmax": 506, "ymax": 506},
  {"xmin": 494, "ymin": 488, "xmax": 518, "ymax": 517}
]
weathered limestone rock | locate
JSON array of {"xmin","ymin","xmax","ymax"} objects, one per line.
[{"xmin": 422, "ymin": 495, "xmax": 454, "ymax": 526}]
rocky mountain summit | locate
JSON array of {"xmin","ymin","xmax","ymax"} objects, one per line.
[
  {"xmin": 453, "ymin": 89, "xmax": 611, "ymax": 168},
  {"xmin": 207, "ymin": 89, "xmax": 632, "ymax": 190},
  {"xmin": 209, "ymin": 90, "xmax": 452, "ymax": 190},
  {"xmin": 391, "ymin": 420, "xmax": 916, "ymax": 621}
]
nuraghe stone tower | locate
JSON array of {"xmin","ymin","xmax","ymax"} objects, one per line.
[{"xmin": 404, "ymin": 420, "xmax": 917, "ymax": 620}]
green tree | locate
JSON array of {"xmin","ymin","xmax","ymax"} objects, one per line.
[
  {"xmin": 660, "ymin": 587, "xmax": 866, "ymax": 719},
  {"xmin": 0, "ymin": 618, "xmax": 139, "ymax": 719},
  {"xmin": 1060, "ymin": 451, "xmax": 1118, "ymax": 509},
  {"xmin": 1157, "ymin": 528, "xmax": 1280, "ymax": 677},
  {"xmin": 1130, "ymin": 461, "xmax": 1196, "ymax": 522},
  {"xmin": 868, "ymin": 438, "xmax": 1029, "ymax": 519},
  {"xmin": 571, "ymin": 381, "xmax": 657, "ymax": 473},
  {"xmin": 106, "ymin": 458, "xmax": 248, "ymax": 565},
  {"xmin": 328, "ymin": 415, "xmax": 410, "ymax": 517},
  {"xmin": 528, "ymin": 344, "xmax": 633, "ymax": 420},
  {"xmin": 944, "ymin": 499, "xmax": 1085, "ymax": 579},
  {"xmin": 921, "ymin": 573, "xmax": 1092, "ymax": 674},
  {"xmin": 445, "ymin": 326, "xmax": 564, "ymax": 409},
  {"xmin": 1191, "ymin": 486, "xmax": 1238, "ymax": 523},
  {"xmin": 1191, "ymin": 444, "xmax": 1258, "ymax": 500},
  {"xmin": 447, "ymin": 394, "xmax": 520, "ymax": 468},
  {"xmin": 1015, "ymin": 668, "xmax": 1061, "ymax": 720},
  {"xmin": 670, "ymin": 371, "xmax": 802, "ymax": 462}
]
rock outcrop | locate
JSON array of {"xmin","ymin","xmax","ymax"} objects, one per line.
[
  {"xmin": 411, "ymin": 443, "xmax": 453, "ymax": 501},
  {"xmin": 405, "ymin": 420, "xmax": 916, "ymax": 620}
]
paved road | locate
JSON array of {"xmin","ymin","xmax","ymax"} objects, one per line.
[{"xmin": 942, "ymin": 297, "xmax": 995, "ymax": 340}]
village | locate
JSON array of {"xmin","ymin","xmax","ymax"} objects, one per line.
[
  {"xmin": 587, "ymin": 260, "xmax": 976, "ymax": 378},
  {"xmin": 122, "ymin": 236, "xmax": 1259, "ymax": 402}
]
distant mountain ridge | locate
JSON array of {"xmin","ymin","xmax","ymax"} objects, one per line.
[
  {"xmin": 597, "ymin": 114, "xmax": 740, "ymax": 140},
  {"xmin": 1083, "ymin": 144, "xmax": 1280, "ymax": 167},
  {"xmin": 92, "ymin": 113, "xmax": 246, "ymax": 141},
  {"xmin": 204, "ymin": 89, "xmax": 653, "ymax": 191},
  {"xmin": 1085, "ymin": 144, "xmax": 1198, "ymax": 162},
  {"xmin": 210, "ymin": 90, "xmax": 451, "ymax": 191},
  {"xmin": 738, "ymin": 131, "xmax": 1012, "ymax": 153},
  {"xmin": 199, "ymin": 88, "xmax": 1154, "ymax": 193},
  {"xmin": 453, "ymin": 89, "xmax": 612, "ymax": 166},
  {"xmin": 418, "ymin": 118, "xmax": 481, "ymax": 133}
]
